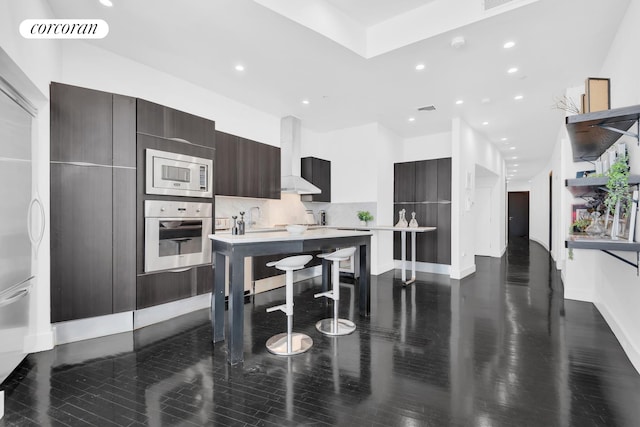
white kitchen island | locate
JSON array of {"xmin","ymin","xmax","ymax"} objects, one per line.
[{"xmin": 208, "ymin": 228, "xmax": 372, "ymax": 365}]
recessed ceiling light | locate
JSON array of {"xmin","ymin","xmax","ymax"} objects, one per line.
[
  {"xmin": 302, "ymin": 99, "xmax": 310, "ymax": 105},
  {"xmin": 514, "ymin": 94, "xmax": 524, "ymax": 100},
  {"xmin": 455, "ymin": 99, "xmax": 464, "ymax": 105},
  {"xmin": 513, "ymin": 164, "xmax": 519, "ymax": 166},
  {"xmin": 235, "ymin": 64, "xmax": 245, "ymax": 72},
  {"xmin": 503, "ymin": 41, "xmax": 515, "ymax": 49},
  {"xmin": 481, "ymin": 97, "xmax": 491, "ymax": 104},
  {"xmin": 408, "ymin": 117, "xmax": 415, "ymax": 122},
  {"xmin": 482, "ymin": 121, "xmax": 489, "ymax": 126},
  {"xmin": 415, "ymin": 63, "xmax": 425, "ymax": 71},
  {"xmin": 507, "ymin": 67, "xmax": 518, "ymax": 74},
  {"xmin": 99, "ymin": 0, "xmax": 113, "ymax": 6},
  {"xmin": 511, "ymin": 156, "xmax": 518, "ymax": 159},
  {"xmin": 501, "ymin": 137, "xmax": 508, "ymax": 142},
  {"xmin": 509, "ymin": 147, "xmax": 516, "ymax": 150}
]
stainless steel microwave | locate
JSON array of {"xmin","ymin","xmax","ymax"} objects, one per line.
[{"xmin": 145, "ymin": 148, "xmax": 213, "ymax": 198}]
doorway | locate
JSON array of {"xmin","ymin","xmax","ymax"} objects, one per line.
[{"xmin": 508, "ymin": 191, "xmax": 529, "ymax": 238}]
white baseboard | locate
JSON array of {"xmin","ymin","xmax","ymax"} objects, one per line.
[
  {"xmin": 530, "ymin": 236, "xmax": 549, "ymax": 252},
  {"xmin": 450, "ymin": 264, "xmax": 476, "ymax": 280},
  {"xmin": 393, "ymin": 260, "xmax": 451, "ymax": 275},
  {"xmin": 134, "ymin": 294, "xmax": 211, "ymax": 330},
  {"xmin": 563, "ymin": 288, "xmax": 594, "ymax": 302},
  {"xmin": 54, "ymin": 311, "xmax": 133, "ymax": 345},
  {"xmin": 24, "ymin": 328, "xmax": 55, "ymax": 353},
  {"xmin": 594, "ymin": 300, "xmax": 640, "ymax": 375}
]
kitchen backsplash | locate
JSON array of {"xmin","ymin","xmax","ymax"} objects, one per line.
[{"xmin": 215, "ymin": 195, "xmax": 377, "ymax": 228}]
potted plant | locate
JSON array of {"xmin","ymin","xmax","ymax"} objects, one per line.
[
  {"xmin": 604, "ymin": 154, "xmax": 631, "ymax": 239},
  {"xmin": 357, "ymin": 211, "xmax": 374, "ymax": 226}
]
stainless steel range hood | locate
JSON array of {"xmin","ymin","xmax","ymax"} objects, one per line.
[{"xmin": 280, "ymin": 116, "xmax": 321, "ymax": 194}]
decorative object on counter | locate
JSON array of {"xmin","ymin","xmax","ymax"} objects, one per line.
[
  {"xmin": 285, "ymin": 224, "xmax": 307, "ymax": 234},
  {"xmin": 231, "ymin": 215, "xmax": 238, "ymax": 235},
  {"xmin": 604, "ymin": 154, "xmax": 630, "ymax": 240},
  {"xmin": 395, "ymin": 209, "xmax": 408, "ymax": 227},
  {"xmin": 409, "ymin": 212, "xmax": 419, "ymax": 228},
  {"xmin": 238, "ymin": 212, "xmax": 245, "ymax": 235},
  {"xmin": 305, "ymin": 209, "xmax": 316, "ymax": 225},
  {"xmin": 357, "ymin": 210, "xmax": 374, "ymax": 226}
]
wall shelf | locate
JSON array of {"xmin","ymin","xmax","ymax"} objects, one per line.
[
  {"xmin": 566, "ymin": 235, "xmax": 640, "ymax": 274},
  {"xmin": 566, "ymin": 104, "xmax": 640, "ymax": 162},
  {"xmin": 565, "ymin": 175, "xmax": 640, "ymax": 198}
]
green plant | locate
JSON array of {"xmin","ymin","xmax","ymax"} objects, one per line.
[
  {"xmin": 357, "ymin": 211, "xmax": 374, "ymax": 222},
  {"xmin": 604, "ymin": 154, "xmax": 631, "ymax": 216},
  {"xmin": 570, "ymin": 217, "xmax": 591, "ymax": 233}
]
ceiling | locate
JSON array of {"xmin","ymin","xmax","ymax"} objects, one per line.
[{"xmin": 45, "ymin": 0, "xmax": 631, "ymax": 181}]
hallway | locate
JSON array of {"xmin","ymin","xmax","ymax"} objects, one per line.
[{"xmin": 2, "ymin": 239, "xmax": 640, "ymax": 426}]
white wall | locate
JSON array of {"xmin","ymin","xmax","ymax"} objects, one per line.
[
  {"xmin": 401, "ymin": 131, "xmax": 452, "ymax": 161},
  {"xmin": 507, "ymin": 180, "xmax": 531, "ymax": 192},
  {"xmin": 589, "ymin": 0, "xmax": 640, "ymax": 372},
  {"xmin": 61, "ymin": 42, "xmax": 281, "ymax": 145},
  {"xmin": 451, "ymin": 118, "xmax": 506, "ymax": 279},
  {"xmin": 531, "ymin": 0, "xmax": 640, "ymax": 374}
]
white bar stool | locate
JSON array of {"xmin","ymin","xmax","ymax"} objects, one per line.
[
  {"xmin": 265, "ymin": 255, "xmax": 314, "ymax": 356},
  {"xmin": 314, "ymin": 247, "xmax": 357, "ymax": 336}
]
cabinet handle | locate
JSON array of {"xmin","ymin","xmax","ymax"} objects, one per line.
[
  {"xmin": 0, "ymin": 276, "xmax": 33, "ymax": 308},
  {"xmin": 27, "ymin": 196, "xmax": 45, "ymax": 258},
  {"xmin": 167, "ymin": 267, "xmax": 193, "ymax": 273}
]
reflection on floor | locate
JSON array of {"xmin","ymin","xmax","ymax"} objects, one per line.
[{"xmin": 2, "ymin": 238, "xmax": 640, "ymax": 426}]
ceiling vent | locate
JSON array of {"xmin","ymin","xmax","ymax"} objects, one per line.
[
  {"xmin": 484, "ymin": 0, "xmax": 513, "ymax": 10},
  {"xmin": 418, "ymin": 105, "xmax": 436, "ymax": 112}
]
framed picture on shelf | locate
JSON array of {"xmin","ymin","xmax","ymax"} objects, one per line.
[{"xmin": 571, "ymin": 203, "xmax": 589, "ymax": 223}]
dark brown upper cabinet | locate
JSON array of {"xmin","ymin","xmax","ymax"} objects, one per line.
[
  {"xmin": 214, "ymin": 130, "xmax": 280, "ymax": 199},
  {"xmin": 214, "ymin": 131, "xmax": 238, "ymax": 197},
  {"xmin": 50, "ymin": 82, "xmax": 113, "ymax": 165},
  {"xmin": 136, "ymin": 98, "xmax": 215, "ymax": 148},
  {"xmin": 394, "ymin": 162, "xmax": 415, "ymax": 202},
  {"xmin": 259, "ymin": 143, "xmax": 281, "ymax": 200},
  {"xmin": 301, "ymin": 157, "xmax": 331, "ymax": 202}
]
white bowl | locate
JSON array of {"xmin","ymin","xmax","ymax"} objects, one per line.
[{"xmin": 285, "ymin": 224, "xmax": 308, "ymax": 234}]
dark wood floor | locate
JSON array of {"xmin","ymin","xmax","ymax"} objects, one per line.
[{"xmin": 2, "ymin": 238, "xmax": 640, "ymax": 426}]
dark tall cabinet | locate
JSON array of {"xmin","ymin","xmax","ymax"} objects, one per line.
[
  {"xmin": 393, "ymin": 158, "xmax": 452, "ymax": 265},
  {"xmin": 50, "ymin": 83, "xmax": 136, "ymax": 322},
  {"xmin": 301, "ymin": 156, "xmax": 331, "ymax": 202}
]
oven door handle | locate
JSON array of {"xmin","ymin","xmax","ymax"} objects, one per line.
[{"xmin": 167, "ymin": 267, "xmax": 193, "ymax": 273}]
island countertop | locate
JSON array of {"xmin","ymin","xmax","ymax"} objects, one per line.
[{"xmin": 208, "ymin": 227, "xmax": 373, "ymax": 244}]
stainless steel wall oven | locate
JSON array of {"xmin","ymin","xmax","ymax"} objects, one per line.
[{"xmin": 144, "ymin": 200, "xmax": 212, "ymax": 273}]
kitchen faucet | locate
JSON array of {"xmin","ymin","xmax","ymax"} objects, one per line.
[{"xmin": 248, "ymin": 206, "xmax": 261, "ymax": 228}]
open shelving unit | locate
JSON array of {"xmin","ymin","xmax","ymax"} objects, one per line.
[
  {"xmin": 566, "ymin": 104, "xmax": 640, "ymax": 162},
  {"xmin": 565, "ymin": 104, "xmax": 640, "ymax": 273}
]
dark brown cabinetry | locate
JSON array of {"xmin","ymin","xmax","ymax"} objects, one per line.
[
  {"xmin": 50, "ymin": 83, "xmax": 136, "ymax": 323},
  {"xmin": 301, "ymin": 157, "xmax": 331, "ymax": 202},
  {"xmin": 136, "ymin": 265, "xmax": 212, "ymax": 309},
  {"xmin": 137, "ymin": 99, "xmax": 215, "ymax": 148},
  {"xmin": 393, "ymin": 158, "xmax": 451, "ymax": 265},
  {"xmin": 214, "ymin": 130, "xmax": 281, "ymax": 199}
]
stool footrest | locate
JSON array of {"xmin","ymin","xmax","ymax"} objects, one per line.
[
  {"xmin": 266, "ymin": 304, "xmax": 288, "ymax": 313},
  {"xmin": 314, "ymin": 290, "xmax": 335, "ymax": 300}
]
